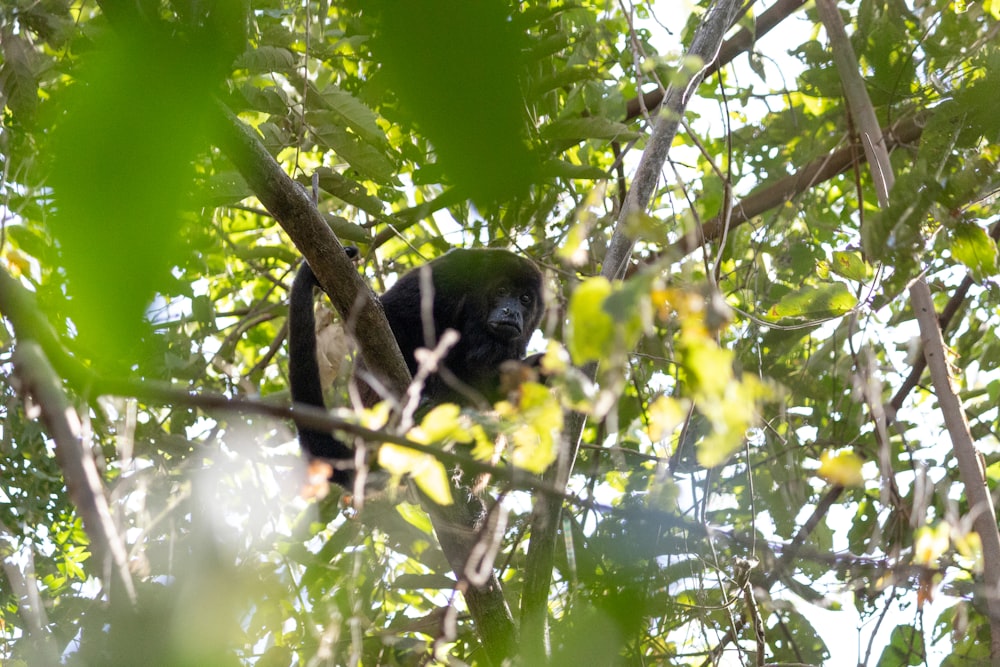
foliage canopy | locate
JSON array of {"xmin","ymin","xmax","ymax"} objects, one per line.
[{"xmin": 1, "ymin": 0, "xmax": 1000, "ymax": 664}]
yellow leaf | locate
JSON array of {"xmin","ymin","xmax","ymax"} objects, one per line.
[
  {"xmin": 411, "ymin": 458, "xmax": 453, "ymax": 506},
  {"xmin": 647, "ymin": 395, "xmax": 688, "ymax": 442},
  {"xmin": 415, "ymin": 403, "xmax": 472, "ymax": 443},
  {"xmin": 378, "ymin": 443, "xmax": 453, "ymax": 505},
  {"xmin": 913, "ymin": 522, "xmax": 950, "ymax": 566},
  {"xmin": 567, "ymin": 277, "xmax": 614, "ymax": 364},
  {"xmin": 495, "ymin": 382, "xmax": 561, "ymax": 474},
  {"xmin": 954, "ymin": 530, "xmax": 983, "ymax": 574},
  {"xmin": 470, "ymin": 423, "xmax": 499, "ymax": 463},
  {"xmin": 510, "ymin": 383, "xmax": 562, "ymax": 473},
  {"xmin": 360, "ymin": 402, "xmax": 391, "ymax": 430},
  {"xmin": 817, "ymin": 449, "xmax": 865, "ymax": 487},
  {"xmin": 539, "ymin": 340, "xmax": 570, "ymax": 375}
]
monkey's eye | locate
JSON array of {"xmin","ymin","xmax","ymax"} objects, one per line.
[
  {"xmin": 496, "ymin": 287, "xmax": 510, "ymax": 298},
  {"xmin": 519, "ymin": 293, "xmax": 533, "ymax": 305}
]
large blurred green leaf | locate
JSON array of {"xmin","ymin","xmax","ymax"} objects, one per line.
[
  {"xmin": 368, "ymin": 0, "xmax": 539, "ymax": 204},
  {"xmin": 48, "ymin": 28, "xmax": 227, "ymax": 367}
]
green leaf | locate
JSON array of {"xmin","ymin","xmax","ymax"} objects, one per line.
[
  {"xmin": 540, "ymin": 159, "xmax": 609, "ymax": 180},
  {"xmin": 829, "ymin": 250, "xmax": 874, "ymax": 282},
  {"xmin": 528, "ymin": 65, "xmax": 599, "ymax": 97},
  {"xmin": 876, "ymin": 625, "xmax": 925, "ymax": 666},
  {"xmin": 311, "ymin": 168, "xmax": 387, "ymax": 216},
  {"xmin": 540, "ymin": 117, "xmax": 640, "ymax": 142},
  {"xmin": 950, "ymin": 222, "xmax": 998, "ymax": 281},
  {"xmin": 49, "ymin": 29, "xmax": 224, "ymax": 367},
  {"xmin": 319, "ymin": 86, "xmax": 388, "ymax": 148},
  {"xmin": 767, "ymin": 283, "xmax": 858, "ymax": 320},
  {"xmin": 567, "ymin": 277, "xmax": 615, "ymax": 364},
  {"xmin": 308, "ymin": 111, "xmax": 398, "ymax": 183},
  {"xmin": 234, "ymin": 45, "xmax": 295, "ymax": 73},
  {"xmin": 368, "ymin": 0, "xmax": 538, "ymax": 203}
]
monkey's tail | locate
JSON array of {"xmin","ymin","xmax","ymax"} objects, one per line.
[{"xmin": 288, "ymin": 263, "xmax": 354, "ymax": 485}]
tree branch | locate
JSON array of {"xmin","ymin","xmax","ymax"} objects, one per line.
[
  {"xmin": 667, "ymin": 114, "xmax": 924, "ymax": 257},
  {"xmin": 11, "ymin": 341, "xmax": 137, "ymax": 604}
]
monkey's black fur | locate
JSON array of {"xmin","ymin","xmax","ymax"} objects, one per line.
[{"xmin": 289, "ymin": 248, "xmax": 544, "ymax": 488}]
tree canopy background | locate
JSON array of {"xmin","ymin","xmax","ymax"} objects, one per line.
[{"xmin": 1, "ymin": 0, "xmax": 1000, "ymax": 664}]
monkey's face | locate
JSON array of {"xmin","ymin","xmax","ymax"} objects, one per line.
[{"xmin": 485, "ymin": 284, "xmax": 539, "ymax": 342}]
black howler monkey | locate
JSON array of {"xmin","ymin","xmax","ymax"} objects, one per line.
[{"xmin": 288, "ymin": 248, "xmax": 544, "ymax": 488}]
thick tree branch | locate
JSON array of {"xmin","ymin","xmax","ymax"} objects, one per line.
[
  {"xmin": 211, "ymin": 104, "xmax": 411, "ymax": 400},
  {"xmin": 816, "ymin": 0, "xmax": 1000, "ymax": 659}
]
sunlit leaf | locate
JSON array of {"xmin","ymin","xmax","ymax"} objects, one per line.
[
  {"xmin": 378, "ymin": 443, "xmax": 453, "ymax": 505},
  {"xmin": 949, "ymin": 221, "xmax": 998, "ymax": 281},
  {"xmin": 829, "ymin": 250, "xmax": 874, "ymax": 282},
  {"xmin": 414, "ymin": 403, "xmax": 471, "ymax": 443},
  {"xmin": 567, "ymin": 277, "xmax": 615, "ymax": 364},
  {"xmin": 817, "ymin": 449, "xmax": 865, "ymax": 487},
  {"xmin": 496, "ymin": 382, "xmax": 561, "ymax": 474},
  {"xmin": 647, "ymin": 395, "xmax": 688, "ymax": 443},
  {"xmin": 767, "ymin": 283, "xmax": 858, "ymax": 320},
  {"xmin": 954, "ymin": 530, "xmax": 983, "ymax": 574}
]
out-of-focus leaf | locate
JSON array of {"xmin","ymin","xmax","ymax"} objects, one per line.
[
  {"xmin": 647, "ymin": 395, "xmax": 688, "ymax": 443},
  {"xmin": 48, "ymin": 27, "xmax": 228, "ymax": 367},
  {"xmin": 949, "ymin": 221, "xmax": 998, "ymax": 281},
  {"xmin": 567, "ymin": 277, "xmax": 615, "ymax": 364},
  {"xmin": 368, "ymin": 0, "xmax": 538, "ymax": 203},
  {"xmin": 817, "ymin": 449, "xmax": 865, "ymax": 487},
  {"xmin": 913, "ymin": 522, "xmax": 950, "ymax": 566},
  {"xmin": 767, "ymin": 283, "xmax": 858, "ymax": 320},
  {"xmin": 540, "ymin": 160, "xmax": 609, "ymax": 180},
  {"xmin": 379, "ymin": 443, "xmax": 453, "ymax": 506},
  {"xmin": 496, "ymin": 382, "xmax": 561, "ymax": 473},
  {"xmin": 830, "ymin": 250, "xmax": 874, "ymax": 282}
]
